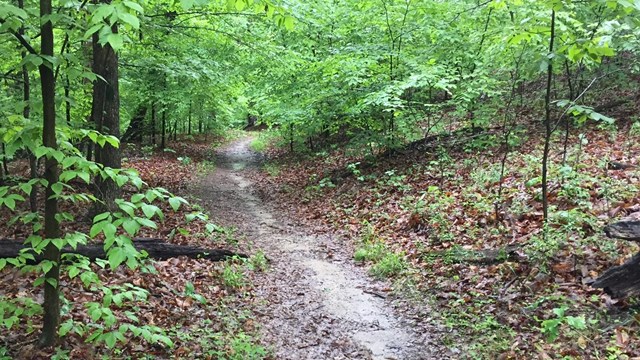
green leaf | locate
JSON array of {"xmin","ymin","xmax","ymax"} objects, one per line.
[
  {"xmin": 90, "ymin": 306, "xmax": 102, "ymax": 322},
  {"xmin": 566, "ymin": 316, "xmax": 587, "ymax": 330},
  {"xmin": 94, "ymin": 212, "xmax": 111, "ymax": 223},
  {"xmin": 3, "ymin": 197, "xmax": 15, "ymax": 210},
  {"xmin": 78, "ymin": 171, "xmax": 91, "ymax": 184},
  {"xmin": 180, "ymin": 0, "xmax": 195, "ymax": 10},
  {"xmin": 84, "ymin": 23, "xmax": 104, "ymax": 38},
  {"xmin": 108, "ymin": 247, "xmax": 126, "ymax": 269},
  {"xmin": 52, "ymin": 238, "xmax": 65, "ymax": 250},
  {"xmin": 116, "ymin": 175, "xmax": 129, "ymax": 187},
  {"xmin": 123, "ymin": 1, "xmax": 143, "ymax": 13},
  {"xmin": 103, "ymin": 222, "xmax": 117, "ymax": 240},
  {"xmin": 123, "ymin": 219, "xmax": 141, "ymax": 235},
  {"xmin": 68, "ymin": 266, "xmax": 80, "ymax": 279},
  {"xmin": 19, "ymin": 182, "xmax": 33, "ymax": 195},
  {"xmin": 136, "ymin": 218, "xmax": 157, "ymax": 229},
  {"xmin": 41, "ymin": 260, "xmax": 54, "ymax": 274},
  {"xmin": 284, "ymin": 16, "xmax": 294, "ymax": 31},
  {"xmin": 168, "ymin": 197, "xmax": 182, "ymax": 211},
  {"xmin": 106, "ymin": 33, "xmax": 124, "ymax": 51},
  {"xmin": 141, "ymin": 204, "xmax": 159, "ymax": 219},
  {"xmin": 51, "ymin": 182, "xmax": 63, "ymax": 195},
  {"xmin": 131, "ymin": 176, "xmax": 144, "ymax": 189},
  {"xmin": 59, "ymin": 320, "xmax": 74, "ymax": 337},
  {"xmin": 118, "ymin": 12, "xmax": 140, "ymax": 29},
  {"xmin": 90, "ymin": 221, "xmax": 105, "ymax": 238}
]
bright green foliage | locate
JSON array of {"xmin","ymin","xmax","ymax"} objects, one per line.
[
  {"xmin": 240, "ymin": 0, "xmax": 640, "ymax": 152},
  {"xmin": 539, "ymin": 306, "xmax": 588, "ymax": 342}
]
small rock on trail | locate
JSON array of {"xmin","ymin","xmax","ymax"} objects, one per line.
[{"xmin": 194, "ymin": 136, "xmax": 445, "ymax": 359}]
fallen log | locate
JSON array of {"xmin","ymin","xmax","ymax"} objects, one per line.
[
  {"xmin": 425, "ymin": 245, "xmax": 523, "ymax": 265},
  {"xmin": 591, "ymin": 253, "xmax": 640, "ymax": 299},
  {"xmin": 0, "ymin": 238, "xmax": 246, "ymax": 263},
  {"xmin": 603, "ymin": 220, "xmax": 640, "ymax": 242},
  {"xmin": 592, "ymin": 216, "xmax": 640, "ymax": 298}
]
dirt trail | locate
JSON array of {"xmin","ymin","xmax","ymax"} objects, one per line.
[{"xmin": 195, "ymin": 137, "xmax": 442, "ymax": 359}]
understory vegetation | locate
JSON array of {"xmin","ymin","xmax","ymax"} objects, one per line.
[{"xmin": 2, "ymin": 0, "xmax": 640, "ymax": 358}]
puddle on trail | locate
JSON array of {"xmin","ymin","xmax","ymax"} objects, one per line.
[{"xmin": 198, "ymin": 136, "xmax": 437, "ymax": 359}]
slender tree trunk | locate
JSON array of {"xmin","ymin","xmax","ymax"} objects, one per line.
[
  {"xmin": 18, "ymin": 0, "xmax": 37, "ymax": 213},
  {"xmin": 0, "ymin": 144, "xmax": 6, "ymax": 179},
  {"xmin": 541, "ymin": 10, "xmax": 556, "ymax": 228},
  {"xmin": 188, "ymin": 100, "xmax": 192, "ymax": 135},
  {"xmin": 38, "ymin": 0, "xmax": 61, "ymax": 346},
  {"xmin": 161, "ymin": 109, "xmax": 166, "ymax": 149},
  {"xmin": 64, "ymin": 77, "xmax": 71, "ymax": 124},
  {"xmin": 151, "ymin": 101, "xmax": 156, "ymax": 145},
  {"xmin": 172, "ymin": 119, "xmax": 177, "ymax": 141},
  {"xmin": 289, "ymin": 123, "xmax": 294, "ymax": 153}
]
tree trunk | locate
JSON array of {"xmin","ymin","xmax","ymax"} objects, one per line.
[
  {"xmin": 161, "ymin": 108, "xmax": 166, "ymax": 149},
  {"xmin": 541, "ymin": 9, "xmax": 555, "ymax": 227},
  {"xmin": 38, "ymin": 0, "xmax": 61, "ymax": 346},
  {"xmin": 91, "ymin": 19, "xmax": 122, "ymax": 213},
  {"xmin": 592, "ymin": 216, "xmax": 640, "ymax": 298},
  {"xmin": 0, "ymin": 144, "xmax": 5, "ymax": 180},
  {"xmin": 188, "ymin": 100, "xmax": 192, "ymax": 135},
  {"xmin": 150, "ymin": 101, "xmax": 156, "ymax": 145},
  {"xmin": 0, "ymin": 238, "xmax": 246, "ymax": 262},
  {"xmin": 18, "ymin": 0, "xmax": 37, "ymax": 213},
  {"xmin": 121, "ymin": 105, "xmax": 147, "ymax": 143},
  {"xmin": 172, "ymin": 119, "xmax": 177, "ymax": 141}
]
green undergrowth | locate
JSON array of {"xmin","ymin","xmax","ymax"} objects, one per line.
[
  {"xmin": 256, "ymin": 122, "xmax": 640, "ymax": 358},
  {"xmin": 249, "ymin": 130, "xmax": 279, "ymax": 153},
  {"xmin": 354, "ymin": 223, "xmax": 408, "ymax": 279}
]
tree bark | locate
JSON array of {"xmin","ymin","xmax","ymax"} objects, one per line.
[
  {"xmin": 541, "ymin": 9, "xmax": 556, "ymax": 226},
  {"xmin": 121, "ymin": 105, "xmax": 147, "ymax": 143},
  {"xmin": 604, "ymin": 220, "xmax": 640, "ymax": 242},
  {"xmin": 188, "ymin": 100, "xmax": 192, "ymax": 135},
  {"xmin": 38, "ymin": 0, "xmax": 61, "ymax": 346},
  {"xmin": 161, "ymin": 108, "xmax": 166, "ymax": 149},
  {"xmin": 592, "ymin": 253, "xmax": 640, "ymax": 298},
  {"xmin": 0, "ymin": 238, "xmax": 246, "ymax": 262},
  {"xmin": 592, "ymin": 216, "xmax": 640, "ymax": 298},
  {"xmin": 150, "ymin": 101, "xmax": 156, "ymax": 145},
  {"xmin": 0, "ymin": 144, "xmax": 5, "ymax": 180},
  {"xmin": 91, "ymin": 18, "xmax": 122, "ymax": 213},
  {"xmin": 18, "ymin": 0, "xmax": 37, "ymax": 213}
]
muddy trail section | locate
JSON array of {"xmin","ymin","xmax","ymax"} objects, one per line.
[{"xmin": 194, "ymin": 137, "xmax": 445, "ymax": 359}]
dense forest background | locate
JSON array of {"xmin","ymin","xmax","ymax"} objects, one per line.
[{"xmin": 1, "ymin": 0, "xmax": 640, "ymax": 358}]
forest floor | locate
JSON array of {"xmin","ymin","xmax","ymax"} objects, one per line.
[
  {"xmin": 2, "ymin": 122, "xmax": 639, "ymax": 359},
  {"xmin": 246, "ymin": 121, "xmax": 640, "ymax": 358},
  {"xmin": 195, "ymin": 136, "xmax": 448, "ymax": 359}
]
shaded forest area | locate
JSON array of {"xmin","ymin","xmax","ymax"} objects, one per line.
[{"xmin": 1, "ymin": 0, "xmax": 640, "ymax": 358}]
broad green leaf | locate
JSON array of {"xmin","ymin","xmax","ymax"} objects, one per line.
[
  {"xmin": 108, "ymin": 247, "xmax": 126, "ymax": 269},
  {"xmin": 284, "ymin": 16, "xmax": 294, "ymax": 31},
  {"xmin": 123, "ymin": 1, "xmax": 143, "ymax": 13},
  {"xmin": 566, "ymin": 316, "xmax": 587, "ymax": 330},
  {"xmin": 118, "ymin": 12, "xmax": 140, "ymax": 29},
  {"xmin": 123, "ymin": 219, "xmax": 140, "ymax": 235},
  {"xmin": 141, "ymin": 204, "xmax": 159, "ymax": 219},
  {"xmin": 59, "ymin": 320, "xmax": 74, "ymax": 336},
  {"xmin": 106, "ymin": 33, "xmax": 124, "ymax": 51}
]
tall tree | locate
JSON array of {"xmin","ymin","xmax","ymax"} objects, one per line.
[
  {"xmin": 38, "ymin": 0, "xmax": 61, "ymax": 346},
  {"xmin": 90, "ymin": 0, "xmax": 122, "ymax": 212}
]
